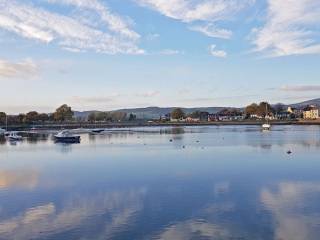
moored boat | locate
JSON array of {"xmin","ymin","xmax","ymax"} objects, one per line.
[
  {"xmin": 261, "ymin": 103, "xmax": 271, "ymax": 131},
  {"xmin": 0, "ymin": 128, "xmax": 5, "ymax": 135},
  {"xmin": 54, "ymin": 130, "xmax": 81, "ymax": 143},
  {"xmin": 262, "ymin": 123, "xmax": 271, "ymax": 131},
  {"xmin": 6, "ymin": 132, "xmax": 23, "ymax": 141}
]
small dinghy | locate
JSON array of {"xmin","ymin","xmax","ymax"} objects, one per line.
[
  {"xmin": 6, "ymin": 132, "xmax": 23, "ymax": 141},
  {"xmin": 54, "ymin": 130, "xmax": 80, "ymax": 143}
]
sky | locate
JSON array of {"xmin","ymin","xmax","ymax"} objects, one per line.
[{"xmin": 0, "ymin": 0, "xmax": 319, "ymax": 114}]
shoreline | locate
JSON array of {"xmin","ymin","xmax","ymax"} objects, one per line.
[{"xmin": 2, "ymin": 120, "xmax": 320, "ymax": 131}]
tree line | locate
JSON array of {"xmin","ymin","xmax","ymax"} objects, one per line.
[
  {"xmin": 170, "ymin": 102, "xmax": 283, "ymax": 120},
  {"xmin": 88, "ymin": 112, "xmax": 136, "ymax": 122},
  {"xmin": 244, "ymin": 102, "xmax": 274, "ymax": 117},
  {"xmin": 0, "ymin": 104, "xmax": 137, "ymax": 125},
  {"xmin": 0, "ymin": 104, "xmax": 74, "ymax": 125},
  {"xmin": 170, "ymin": 108, "xmax": 243, "ymax": 120}
]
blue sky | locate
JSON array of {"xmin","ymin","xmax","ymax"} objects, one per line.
[{"xmin": 0, "ymin": 0, "xmax": 319, "ymax": 114}]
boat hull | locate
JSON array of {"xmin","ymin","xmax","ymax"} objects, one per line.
[
  {"xmin": 54, "ymin": 136, "xmax": 81, "ymax": 143},
  {"xmin": 8, "ymin": 137, "xmax": 23, "ymax": 141},
  {"xmin": 91, "ymin": 129, "xmax": 105, "ymax": 134}
]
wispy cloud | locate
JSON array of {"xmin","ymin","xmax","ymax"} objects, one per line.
[
  {"xmin": 158, "ymin": 49, "xmax": 182, "ymax": 55},
  {"xmin": 251, "ymin": 0, "xmax": 320, "ymax": 57},
  {"xmin": 0, "ymin": 0, "xmax": 143, "ymax": 54},
  {"xmin": 0, "ymin": 58, "xmax": 38, "ymax": 79},
  {"xmin": 135, "ymin": 0, "xmax": 253, "ymax": 39},
  {"xmin": 46, "ymin": 0, "xmax": 140, "ymax": 40},
  {"xmin": 189, "ymin": 24, "xmax": 232, "ymax": 39},
  {"xmin": 135, "ymin": 90, "xmax": 160, "ymax": 97},
  {"xmin": 280, "ymin": 85, "xmax": 320, "ymax": 92},
  {"xmin": 209, "ymin": 44, "xmax": 227, "ymax": 58}
]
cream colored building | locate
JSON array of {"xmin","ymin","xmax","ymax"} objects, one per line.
[{"xmin": 303, "ymin": 106, "xmax": 319, "ymax": 119}]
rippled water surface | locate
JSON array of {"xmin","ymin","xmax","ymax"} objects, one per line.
[{"xmin": 1, "ymin": 125, "xmax": 320, "ymax": 240}]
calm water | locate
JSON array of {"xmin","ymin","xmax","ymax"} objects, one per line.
[{"xmin": 1, "ymin": 125, "xmax": 320, "ymax": 240}]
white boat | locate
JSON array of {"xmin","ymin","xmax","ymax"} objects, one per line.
[
  {"xmin": 262, "ymin": 123, "xmax": 271, "ymax": 131},
  {"xmin": 6, "ymin": 132, "xmax": 23, "ymax": 141},
  {"xmin": 262, "ymin": 103, "xmax": 271, "ymax": 131},
  {"xmin": 54, "ymin": 130, "xmax": 81, "ymax": 143},
  {"xmin": 0, "ymin": 128, "xmax": 5, "ymax": 135}
]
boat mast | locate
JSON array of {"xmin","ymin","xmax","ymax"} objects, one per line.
[{"xmin": 265, "ymin": 103, "xmax": 268, "ymax": 123}]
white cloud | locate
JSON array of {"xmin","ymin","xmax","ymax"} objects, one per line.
[
  {"xmin": 46, "ymin": 0, "xmax": 140, "ymax": 40},
  {"xmin": 189, "ymin": 24, "xmax": 232, "ymax": 39},
  {"xmin": 0, "ymin": 58, "xmax": 38, "ymax": 79},
  {"xmin": 0, "ymin": 0, "xmax": 144, "ymax": 54},
  {"xmin": 252, "ymin": 0, "xmax": 320, "ymax": 57},
  {"xmin": 209, "ymin": 44, "xmax": 227, "ymax": 58},
  {"xmin": 135, "ymin": 0, "xmax": 253, "ymax": 39}
]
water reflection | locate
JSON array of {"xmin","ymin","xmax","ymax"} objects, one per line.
[
  {"xmin": 261, "ymin": 182, "xmax": 320, "ymax": 240},
  {"xmin": 0, "ymin": 126, "xmax": 319, "ymax": 150},
  {"xmin": 154, "ymin": 220, "xmax": 230, "ymax": 240},
  {"xmin": 0, "ymin": 169, "xmax": 39, "ymax": 190},
  {"xmin": 0, "ymin": 188, "xmax": 146, "ymax": 240},
  {"xmin": 0, "ymin": 126, "xmax": 320, "ymax": 239}
]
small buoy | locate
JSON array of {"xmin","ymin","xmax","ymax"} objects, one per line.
[
  {"xmin": 287, "ymin": 150, "xmax": 292, "ymax": 154},
  {"xmin": 182, "ymin": 145, "xmax": 185, "ymax": 148},
  {"xmin": 169, "ymin": 139, "xmax": 173, "ymax": 142}
]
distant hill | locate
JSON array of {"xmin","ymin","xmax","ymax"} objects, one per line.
[
  {"xmin": 73, "ymin": 98, "xmax": 320, "ymax": 120},
  {"xmin": 114, "ymin": 106, "xmax": 227, "ymax": 119},
  {"xmin": 74, "ymin": 106, "xmax": 228, "ymax": 119},
  {"xmin": 290, "ymin": 98, "xmax": 320, "ymax": 108}
]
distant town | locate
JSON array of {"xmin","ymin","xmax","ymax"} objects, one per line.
[{"xmin": 1, "ymin": 99, "xmax": 320, "ymax": 129}]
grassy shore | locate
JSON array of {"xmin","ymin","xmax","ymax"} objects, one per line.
[{"xmin": 2, "ymin": 119, "xmax": 320, "ymax": 131}]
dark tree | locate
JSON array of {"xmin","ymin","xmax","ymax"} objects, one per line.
[
  {"xmin": 0, "ymin": 112, "xmax": 6, "ymax": 125},
  {"xmin": 188, "ymin": 111, "xmax": 201, "ymax": 118},
  {"xmin": 54, "ymin": 104, "xmax": 74, "ymax": 122},
  {"xmin": 25, "ymin": 111, "xmax": 39, "ymax": 123},
  {"xmin": 171, "ymin": 108, "xmax": 185, "ymax": 120},
  {"xmin": 38, "ymin": 113, "xmax": 49, "ymax": 122},
  {"xmin": 245, "ymin": 103, "xmax": 259, "ymax": 116},
  {"xmin": 257, "ymin": 102, "xmax": 274, "ymax": 117}
]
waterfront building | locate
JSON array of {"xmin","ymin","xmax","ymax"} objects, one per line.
[{"xmin": 303, "ymin": 105, "xmax": 319, "ymax": 119}]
